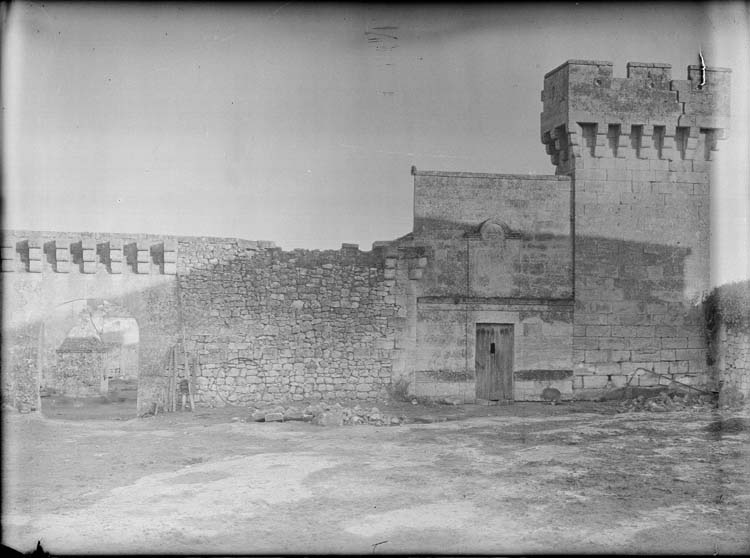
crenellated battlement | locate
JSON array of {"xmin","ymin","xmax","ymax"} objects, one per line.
[
  {"xmin": 1, "ymin": 232, "xmax": 178, "ymax": 275},
  {"xmin": 0, "ymin": 231, "xmax": 390, "ymax": 275},
  {"xmin": 540, "ymin": 60, "xmax": 731, "ymax": 173}
]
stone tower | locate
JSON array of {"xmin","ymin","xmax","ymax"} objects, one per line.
[{"xmin": 541, "ymin": 60, "xmax": 731, "ymax": 392}]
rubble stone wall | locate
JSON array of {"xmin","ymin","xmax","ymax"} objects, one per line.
[
  {"xmin": 716, "ymin": 324, "xmax": 750, "ymax": 405},
  {"xmin": 176, "ymin": 239, "xmax": 408, "ymax": 405}
]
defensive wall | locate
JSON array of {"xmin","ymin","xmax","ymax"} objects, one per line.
[
  {"xmin": 1, "ymin": 231, "xmax": 425, "ymax": 414},
  {"xmin": 175, "ymin": 239, "xmax": 412, "ymax": 407},
  {"xmin": 2, "ymin": 224, "xmax": 576, "ymax": 411},
  {"xmin": 2, "ymin": 59, "xmax": 745, "ymax": 414}
]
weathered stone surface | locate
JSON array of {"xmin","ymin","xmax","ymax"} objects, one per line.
[{"xmin": 710, "ymin": 322, "xmax": 749, "ymax": 408}]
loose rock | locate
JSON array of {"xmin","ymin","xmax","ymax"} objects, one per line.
[
  {"xmin": 312, "ymin": 410, "xmax": 344, "ymax": 427},
  {"xmin": 284, "ymin": 408, "xmax": 305, "ymax": 421},
  {"xmin": 249, "ymin": 410, "xmax": 266, "ymax": 422}
]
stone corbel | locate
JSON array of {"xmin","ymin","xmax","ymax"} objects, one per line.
[
  {"xmin": 136, "ymin": 244, "xmax": 151, "ymax": 274},
  {"xmin": 164, "ymin": 240, "xmax": 177, "ymax": 275},
  {"xmin": 661, "ymin": 125, "xmax": 677, "ymax": 161},
  {"xmin": 55, "ymin": 240, "xmax": 70, "ymax": 273},
  {"xmin": 683, "ymin": 126, "xmax": 700, "ymax": 161},
  {"xmin": 1, "ymin": 240, "xmax": 17, "ymax": 272},
  {"xmin": 82, "ymin": 239, "xmax": 97, "ymax": 273},
  {"xmin": 28, "ymin": 241, "xmax": 43, "ymax": 273},
  {"xmin": 616, "ymin": 123, "xmax": 631, "ymax": 159},
  {"xmin": 639, "ymin": 125, "xmax": 655, "ymax": 159}
]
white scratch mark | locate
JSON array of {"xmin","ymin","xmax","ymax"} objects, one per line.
[{"xmin": 698, "ymin": 48, "xmax": 706, "ymax": 89}]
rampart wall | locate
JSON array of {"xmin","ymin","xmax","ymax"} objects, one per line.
[
  {"xmin": 2, "ymin": 231, "xmax": 420, "ymax": 413},
  {"xmin": 175, "ymin": 239, "xmax": 413, "ymax": 406}
]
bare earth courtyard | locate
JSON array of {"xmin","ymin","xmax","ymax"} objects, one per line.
[{"xmin": 2, "ymin": 402, "xmax": 749, "ymax": 555}]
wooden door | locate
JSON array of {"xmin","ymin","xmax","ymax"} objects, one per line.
[{"xmin": 475, "ymin": 324, "xmax": 514, "ymax": 401}]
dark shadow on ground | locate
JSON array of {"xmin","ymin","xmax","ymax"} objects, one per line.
[{"xmin": 40, "ymin": 379, "xmax": 138, "ymax": 420}]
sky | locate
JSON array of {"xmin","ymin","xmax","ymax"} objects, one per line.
[{"xmin": 3, "ymin": 2, "xmax": 749, "ymax": 285}]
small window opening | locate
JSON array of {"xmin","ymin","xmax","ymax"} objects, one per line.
[{"xmin": 490, "ymin": 342, "xmax": 496, "ymax": 354}]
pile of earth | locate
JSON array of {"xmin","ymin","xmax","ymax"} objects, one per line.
[{"xmin": 245, "ymin": 402, "xmax": 405, "ymax": 426}]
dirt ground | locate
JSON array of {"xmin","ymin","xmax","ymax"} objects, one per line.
[{"xmin": 2, "ymin": 399, "xmax": 749, "ymax": 555}]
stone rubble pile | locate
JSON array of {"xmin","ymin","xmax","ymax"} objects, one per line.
[
  {"xmin": 616, "ymin": 390, "xmax": 717, "ymax": 413},
  {"xmin": 245, "ymin": 402, "xmax": 404, "ymax": 426}
]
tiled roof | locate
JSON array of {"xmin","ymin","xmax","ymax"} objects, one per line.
[{"xmin": 56, "ymin": 336, "xmax": 109, "ymax": 354}]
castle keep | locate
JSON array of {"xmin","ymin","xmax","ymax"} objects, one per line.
[
  {"xmin": 542, "ymin": 60, "xmax": 731, "ymax": 394},
  {"xmin": 2, "ymin": 60, "xmax": 735, "ymax": 414}
]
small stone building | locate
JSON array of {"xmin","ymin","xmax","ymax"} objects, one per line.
[{"xmin": 54, "ymin": 337, "xmax": 111, "ymax": 397}]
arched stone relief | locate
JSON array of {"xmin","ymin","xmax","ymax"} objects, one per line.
[
  {"xmin": 478, "ymin": 219, "xmax": 508, "ymax": 240},
  {"xmin": 477, "ymin": 219, "xmax": 524, "ymax": 241}
]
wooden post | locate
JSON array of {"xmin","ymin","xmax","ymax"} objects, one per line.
[
  {"xmin": 171, "ymin": 345, "xmax": 178, "ymax": 413},
  {"xmin": 165, "ymin": 346, "xmax": 171, "ymax": 413},
  {"xmin": 170, "ymin": 345, "xmax": 177, "ymax": 412},
  {"xmin": 36, "ymin": 322, "xmax": 45, "ymax": 414},
  {"xmin": 188, "ymin": 355, "xmax": 197, "ymax": 411},
  {"xmin": 180, "ymin": 339, "xmax": 190, "ymax": 410}
]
